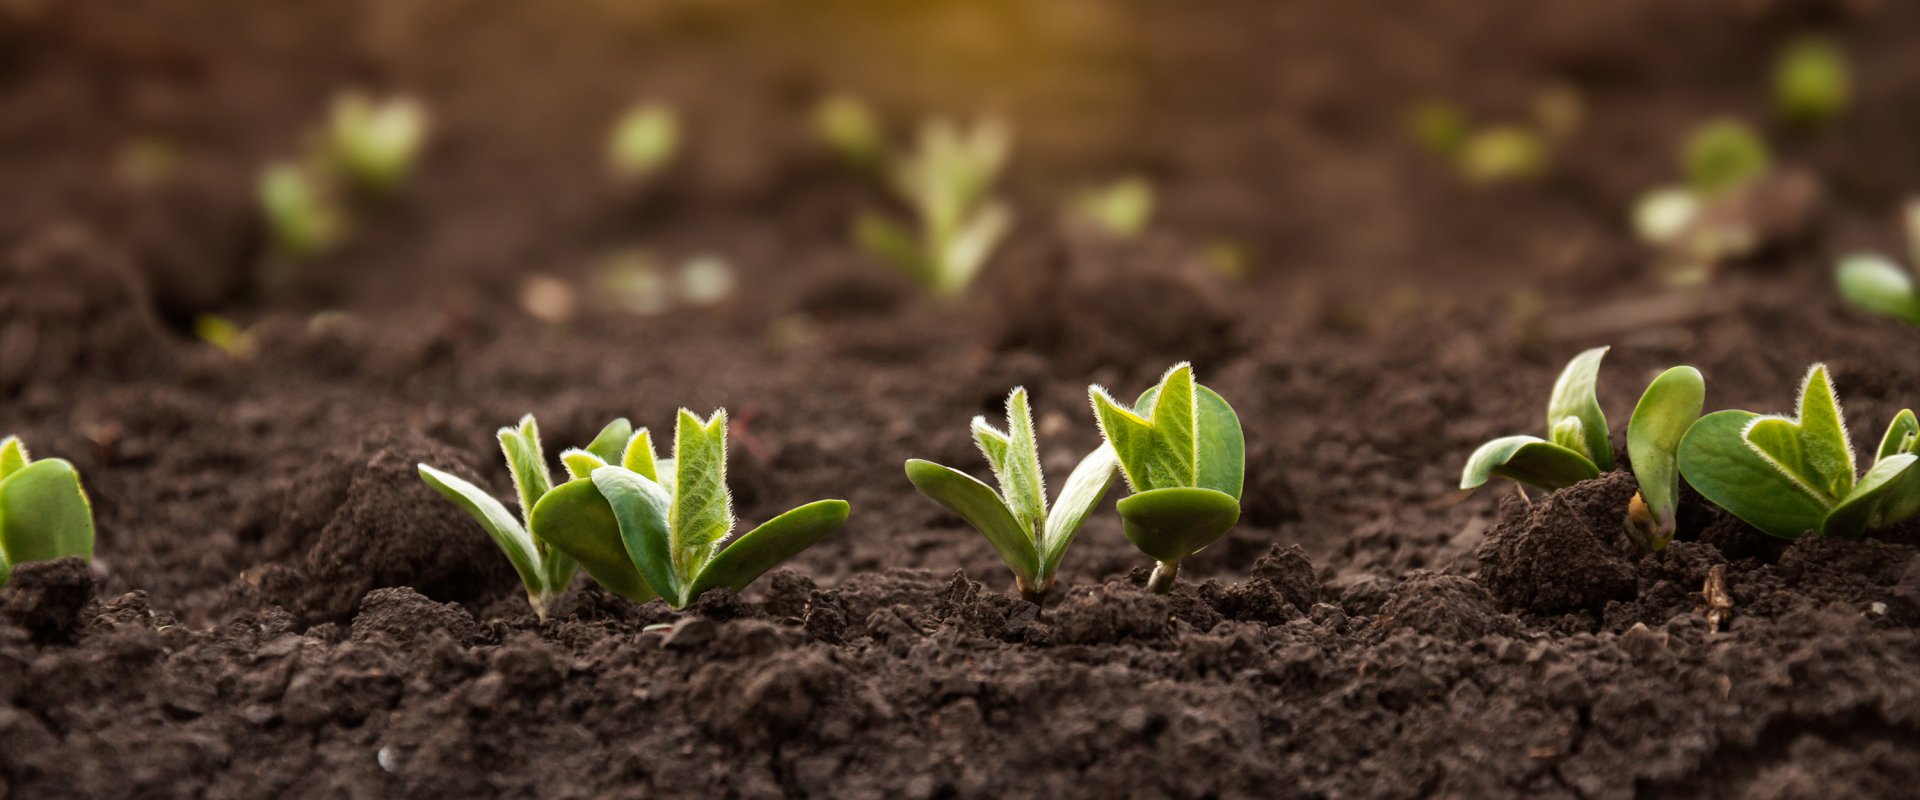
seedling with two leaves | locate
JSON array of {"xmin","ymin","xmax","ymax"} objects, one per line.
[
  {"xmin": 260, "ymin": 91, "xmax": 431, "ymax": 261},
  {"xmin": 1091, "ymin": 363, "xmax": 1246, "ymax": 593},
  {"xmin": 905, "ymin": 388, "xmax": 1118, "ymax": 603},
  {"xmin": 1679, "ymin": 364, "xmax": 1920, "ymax": 540},
  {"xmin": 856, "ymin": 117, "xmax": 1014, "ymax": 297},
  {"xmin": 0, "ymin": 437, "xmax": 95, "ymax": 589},
  {"xmin": 1835, "ymin": 200, "xmax": 1920, "ymax": 325},
  {"xmin": 1461, "ymin": 347, "xmax": 1706, "ymax": 552}
]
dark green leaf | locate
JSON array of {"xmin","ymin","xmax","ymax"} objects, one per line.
[
  {"xmin": 1678, "ymin": 410, "xmax": 1831, "ymax": 539},
  {"xmin": 584, "ymin": 418, "xmax": 634, "ymax": 464},
  {"xmin": 1546, "ymin": 347, "xmax": 1613, "ymax": 470},
  {"xmin": 1627, "ymin": 366, "xmax": 1706, "ymax": 541},
  {"xmin": 1460, "ymin": 436, "xmax": 1600, "ymax": 491},
  {"xmin": 689, "ymin": 500, "xmax": 849, "ymax": 598},
  {"xmin": 418, "ymin": 463, "xmax": 545, "ymax": 593},
  {"xmin": 904, "ymin": 459, "xmax": 1037, "ymax": 582},
  {"xmin": 528, "ymin": 478, "xmax": 657, "ymax": 602},
  {"xmin": 592, "ymin": 466, "xmax": 681, "ymax": 605},
  {"xmin": 1115, "ymin": 487, "xmax": 1241, "ymax": 565},
  {"xmin": 1824, "ymin": 454, "xmax": 1920, "ymax": 537}
]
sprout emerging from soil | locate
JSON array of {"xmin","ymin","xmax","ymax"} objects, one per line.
[
  {"xmin": 532, "ymin": 409, "xmax": 850, "ymax": 609},
  {"xmin": 0, "ymin": 436, "xmax": 96, "ymax": 589},
  {"xmin": 608, "ymin": 102, "xmax": 681, "ymax": 183},
  {"xmin": 1835, "ymin": 200, "xmax": 1920, "ymax": 325},
  {"xmin": 814, "ymin": 93, "xmax": 884, "ymax": 170},
  {"xmin": 418, "ymin": 416, "xmax": 635, "ymax": 619},
  {"xmin": 1775, "ymin": 37, "xmax": 1850, "ymax": 128},
  {"xmin": 326, "ymin": 92, "xmax": 431, "ymax": 193},
  {"xmin": 905, "ymin": 388, "xmax": 1119, "ymax": 603},
  {"xmin": 1071, "ymin": 176, "xmax": 1155, "ymax": 238},
  {"xmin": 259, "ymin": 162, "xmax": 347, "ymax": 260},
  {"xmin": 1678, "ymin": 364, "xmax": 1920, "ymax": 539},
  {"xmin": 1462, "ymin": 348, "xmax": 1705, "ymax": 551},
  {"xmin": 856, "ymin": 116, "xmax": 1014, "ymax": 297},
  {"xmin": 1089, "ymin": 363, "xmax": 1246, "ymax": 593}
]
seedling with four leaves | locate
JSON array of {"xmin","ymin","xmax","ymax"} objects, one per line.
[
  {"xmin": 1835, "ymin": 200, "xmax": 1920, "ymax": 325},
  {"xmin": 0, "ymin": 436, "xmax": 96, "ymax": 589},
  {"xmin": 856, "ymin": 117, "xmax": 1014, "ymax": 297},
  {"xmin": 1090, "ymin": 363, "xmax": 1246, "ymax": 593},
  {"xmin": 1678, "ymin": 364, "xmax": 1920, "ymax": 539},
  {"xmin": 905, "ymin": 388, "xmax": 1119, "ymax": 603}
]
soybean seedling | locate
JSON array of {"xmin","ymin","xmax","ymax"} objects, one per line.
[
  {"xmin": 905, "ymin": 388, "xmax": 1119, "ymax": 603},
  {"xmin": 0, "ymin": 437, "xmax": 96, "ymax": 589},
  {"xmin": 1835, "ymin": 200, "xmax": 1920, "ymax": 325},
  {"xmin": 856, "ymin": 117, "xmax": 1014, "ymax": 297},
  {"xmin": 1070, "ymin": 175, "xmax": 1155, "ymax": 238},
  {"xmin": 1089, "ymin": 363, "xmax": 1245, "ymax": 593},
  {"xmin": 608, "ymin": 102, "xmax": 681, "ymax": 184},
  {"xmin": 1461, "ymin": 347, "xmax": 1705, "ymax": 551},
  {"xmin": 325, "ymin": 92, "xmax": 431, "ymax": 194},
  {"xmin": 1775, "ymin": 37, "xmax": 1850, "ymax": 128},
  {"xmin": 418, "ymin": 415, "xmax": 637, "ymax": 619},
  {"xmin": 1679, "ymin": 364, "xmax": 1920, "ymax": 539},
  {"xmin": 531, "ymin": 409, "xmax": 849, "ymax": 609}
]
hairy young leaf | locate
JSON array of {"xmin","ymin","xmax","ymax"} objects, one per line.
[
  {"xmin": 498, "ymin": 415, "xmax": 554, "ymax": 524},
  {"xmin": 561, "ymin": 449, "xmax": 607, "ymax": 481},
  {"xmin": 592, "ymin": 466, "xmax": 680, "ymax": 604},
  {"xmin": 1038, "ymin": 446, "xmax": 1119, "ymax": 579},
  {"xmin": 418, "ymin": 464, "xmax": 545, "ymax": 592},
  {"xmin": 1627, "ymin": 366, "xmax": 1706, "ymax": 549},
  {"xmin": 1133, "ymin": 383, "xmax": 1246, "ymax": 499},
  {"xmin": 1678, "ymin": 410, "xmax": 1832, "ymax": 539},
  {"xmin": 585, "ymin": 418, "xmax": 634, "ymax": 464},
  {"xmin": 1460, "ymin": 436, "xmax": 1600, "ymax": 491},
  {"xmin": 1116, "ymin": 487, "xmax": 1241, "ymax": 565},
  {"xmin": 973, "ymin": 387, "xmax": 1045, "ymax": 538},
  {"xmin": 1142, "ymin": 364, "xmax": 1199, "ymax": 489},
  {"xmin": 669, "ymin": 410, "xmax": 734, "ymax": 579},
  {"xmin": 689, "ymin": 499, "xmax": 849, "ymax": 598},
  {"xmin": 1546, "ymin": 347, "xmax": 1613, "ymax": 470},
  {"xmin": 903, "ymin": 459, "xmax": 1038, "ymax": 582},
  {"xmin": 528, "ymin": 478, "xmax": 657, "ymax": 602},
  {"xmin": 1743, "ymin": 364, "xmax": 1856, "ymax": 504},
  {"xmin": 1823, "ymin": 454, "xmax": 1920, "ymax": 538},
  {"xmin": 0, "ymin": 436, "xmax": 27, "ymax": 481},
  {"xmin": 623, "ymin": 429, "xmax": 658, "ymax": 482},
  {"xmin": 1879, "ymin": 409, "xmax": 1919, "ymax": 461},
  {"xmin": 1090, "ymin": 388, "xmax": 1162, "ymax": 493}
]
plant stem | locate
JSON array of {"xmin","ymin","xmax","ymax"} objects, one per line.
[{"xmin": 1146, "ymin": 561, "xmax": 1178, "ymax": 594}]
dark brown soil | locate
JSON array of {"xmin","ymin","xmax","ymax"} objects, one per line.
[{"xmin": 6, "ymin": 0, "xmax": 1920, "ymax": 797}]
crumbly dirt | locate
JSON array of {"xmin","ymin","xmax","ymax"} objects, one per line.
[{"xmin": 6, "ymin": 0, "xmax": 1920, "ymax": 797}]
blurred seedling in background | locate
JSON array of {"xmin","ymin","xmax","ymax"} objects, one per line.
[
  {"xmin": 1835, "ymin": 200, "xmax": 1920, "ymax": 325},
  {"xmin": 1408, "ymin": 86, "xmax": 1579, "ymax": 185},
  {"xmin": 1069, "ymin": 175, "xmax": 1155, "ymax": 238},
  {"xmin": 1632, "ymin": 119, "xmax": 1779, "ymax": 283},
  {"xmin": 1090, "ymin": 363, "xmax": 1246, "ymax": 593},
  {"xmin": 813, "ymin": 93, "xmax": 885, "ymax": 170},
  {"xmin": 0, "ymin": 436, "xmax": 96, "ymax": 589},
  {"xmin": 1775, "ymin": 36, "xmax": 1850, "ymax": 129},
  {"xmin": 259, "ymin": 162, "xmax": 347, "ymax": 260},
  {"xmin": 193, "ymin": 314, "xmax": 255, "ymax": 358},
  {"xmin": 905, "ymin": 388, "xmax": 1118, "ymax": 603},
  {"xmin": 1461, "ymin": 347, "xmax": 1705, "ymax": 552},
  {"xmin": 589, "ymin": 250, "xmax": 739, "ymax": 317},
  {"xmin": 608, "ymin": 102, "xmax": 681, "ymax": 184},
  {"xmin": 856, "ymin": 116, "xmax": 1014, "ymax": 297},
  {"xmin": 1679, "ymin": 364, "xmax": 1919, "ymax": 539},
  {"xmin": 116, "ymin": 137, "xmax": 180, "ymax": 189},
  {"xmin": 532, "ymin": 409, "xmax": 849, "ymax": 610},
  {"xmin": 325, "ymin": 92, "xmax": 431, "ymax": 194},
  {"xmin": 420, "ymin": 416, "xmax": 638, "ymax": 618}
]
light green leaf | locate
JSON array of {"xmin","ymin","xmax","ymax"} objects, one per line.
[
  {"xmin": 1090, "ymin": 387, "xmax": 1162, "ymax": 493},
  {"xmin": 1546, "ymin": 347, "xmax": 1613, "ymax": 470},
  {"xmin": 1037, "ymin": 445, "xmax": 1118, "ymax": 581},
  {"xmin": 1878, "ymin": 409, "xmax": 1919, "ymax": 461},
  {"xmin": 585, "ymin": 418, "xmax": 634, "ymax": 464},
  {"xmin": 592, "ymin": 466, "xmax": 680, "ymax": 604},
  {"xmin": 529, "ymin": 478, "xmax": 657, "ymax": 602},
  {"xmin": 623, "ymin": 428, "xmax": 658, "ymax": 482},
  {"xmin": 688, "ymin": 500, "xmax": 849, "ymax": 600},
  {"xmin": 975, "ymin": 388, "xmax": 1046, "ymax": 538},
  {"xmin": 417, "ymin": 463, "xmax": 545, "ymax": 593},
  {"xmin": 1824, "ymin": 454, "xmax": 1920, "ymax": 538},
  {"xmin": 1744, "ymin": 364, "xmax": 1856, "ymax": 504},
  {"xmin": 1678, "ymin": 410, "xmax": 1832, "ymax": 539},
  {"xmin": 0, "ymin": 436, "xmax": 28, "ymax": 481},
  {"xmin": 0, "ymin": 458, "xmax": 94, "ymax": 566},
  {"xmin": 0, "ymin": 548, "xmax": 9, "ymax": 589},
  {"xmin": 1836, "ymin": 254, "xmax": 1920, "ymax": 325},
  {"xmin": 561, "ymin": 449, "xmax": 608, "ymax": 481},
  {"xmin": 1116, "ymin": 487, "xmax": 1241, "ymax": 565},
  {"xmin": 669, "ymin": 409, "xmax": 734, "ymax": 581},
  {"xmin": 1627, "ymin": 366, "xmax": 1706, "ymax": 548},
  {"xmin": 497, "ymin": 415, "xmax": 553, "ymax": 525},
  {"xmin": 904, "ymin": 459, "xmax": 1038, "ymax": 583},
  {"xmin": 1684, "ymin": 119, "xmax": 1771, "ymax": 197},
  {"xmin": 1460, "ymin": 435, "xmax": 1601, "ymax": 491},
  {"xmin": 1140, "ymin": 363, "xmax": 1199, "ymax": 489},
  {"xmin": 937, "ymin": 200, "xmax": 1010, "ymax": 295}
]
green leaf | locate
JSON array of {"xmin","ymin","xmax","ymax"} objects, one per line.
[
  {"xmin": 904, "ymin": 459, "xmax": 1038, "ymax": 583},
  {"xmin": 1878, "ymin": 409, "xmax": 1919, "ymax": 461},
  {"xmin": 1099, "ymin": 365, "xmax": 1243, "ymax": 498},
  {"xmin": 1678, "ymin": 410, "xmax": 1832, "ymax": 539},
  {"xmin": 497, "ymin": 415, "xmax": 553, "ymax": 526},
  {"xmin": 1627, "ymin": 366, "xmax": 1706, "ymax": 546},
  {"xmin": 592, "ymin": 466, "xmax": 680, "ymax": 604},
  {"xmin": 937, "ymin": 200, "xmax": 1011, "ymax": 295},
  {"xmin": 1836, "ymin": 254, "xmax": 1920, "ymax": 325},
  {"xmin": 669, "ymin": 409, "xmax": 734, "ymax": 582},
  {"xmin": 560, "ymin": 449, "xmax": 607, "ymax": 481},
  {"xmin": 1115, "ymin": 487, "xmax": 1241, "ymax": 565},
  {"xmin": 1090, "ymin": 387, "xmax": 1161, "ymax": 492},
  {"xmin": 418, "ymin": 463, "xmax": 546, "ymax": 593},
  {"xmin": 1744, "ymin": 364, "xmax": 1857, "ymax": 504},
  {"xmin": 688, "ymin": 500, "xmax": 849, "ymax": 599},
  {"xmin": 1775, "ymin": 36, "xmax": 1849, "ymax": 126},
  {"xmin": 1460, "ymin": 435, "xmax": 1600, "ymax": 491},
  {"xmin": 1138, "ymin": 363, "xmax": 1199, "ymax": 489},
  {"xmin": 857, "ymin": 213, "xmax": 933, "ymax": 289},
  {"xmin": 584, "ymin": 418, "xmax": 634, "ymax": 464},
  {"xmin": 1684, "ymin": 119, "xmax": 1771, "ymax": 197},
  {"xmin": 1037, "ymin": 446, "xmax": 1118, "ymax": 582},
  {"xmin": 623, "ymin": 429, "xmax": 659, "ymax": 482},
  {"xmin": 0, "ymin": 548, "xmax": 9, "ymax": 589},
  {"xmin": 1546, "ymin": 347, "xmax": 1613, "ymax": 470},
  {"xmin": 528, "ymin": 478, "xmax": 656, "ymax": 602},
  {"xmin": 0, "ymin": 436, "xmax": 30, "ymax": 481},
  {"xmin": 974, "ymin": 388, "xmax": 1046, "ymax": 538},
  {"xmin": 1823, "ymin": 454, "xmax": 1920, "ymax": 537},
  {"xmin": 0, "ymin": 458, "xmax": 94, "ymax": 565}
]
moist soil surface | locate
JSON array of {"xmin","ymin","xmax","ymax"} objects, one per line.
[{"xmin": 6, "ymin": 1, "xmax": 1920, "ymax": 797}]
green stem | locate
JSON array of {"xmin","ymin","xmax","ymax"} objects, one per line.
[{"xmin": 1146, "ymin": 561, "xmax": 1178, "ymax": 594}]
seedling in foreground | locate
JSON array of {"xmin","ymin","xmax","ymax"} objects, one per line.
[
  {"xmin": 856, "ymin": 117, "xmax": 1014, "ymax": 297},
  {"xmin": 1835, "ymin": 200, "xmax": 1920, "ymax": 325},
  {"xmin": 418, "ymin": 415, "xmax": 636, "ymax": 619},
  {"xmin": 905, "ymin": 388, "xmax": 1118, "ymax": 602},
  {"xmin": 1775, "ymin": 37, "xmax": 1850, "ymax": 128},
  {"xmin": 1461, "ymin": 347, "xmax": 1705, "ymax": 551},
  {"xmin": 0, "ymin": 437, "xmax": 96, "ymax": 589},
  {"xmin": 1071, "ymin": 176, "xmax": 1155, "ymax": 238},
  {"xmin": 325, "ymin": 92, "xmax": 431, "ymax": 193},
  {"xmin": 1090, "ymin": 364, "xmax": 1246, "ymax": 593},
  {"xmin": 1679, "ymin": 364, "xmax": 1920, "ymax": 539},
  {"xmin": 608, "ymin": 102, "xmax": 681, "ymax": 183},
  {"xmin": 533, "ymin": 409, "xmax": 849, "ymax": 609}
]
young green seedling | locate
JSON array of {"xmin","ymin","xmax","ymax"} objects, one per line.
[
  {"xmin": 1775, "ymin": 37, "xmax": 1850, "ymax": 128},
  {"xmin": 0, "ymin": 436, "xmax": 96, "ymax": 589},
  {"xmin": 608, "ymin": 102, "xmax": 681, "ymax": 183},
  {"xmin": 326, "ymin": 92, "xmax": 431, "ymax": 193},
  {"xmin": 1070, "ymin": 176, "xmax": 1154, "ymax": 238},
  {"xmin": 533, "ymin": 409, "xmax": 849, "ymax": 609},
  {"xmin": 905, "ymin": 388, "xmax": 1119, "ymax": 602},
  {"xmin": 1406, "ymin": 99, "xmax": 1556, "ymax": 184},
  {"xmin": 418, "ymin": 415, "xmax": 637, "ymax": 619},
  {"xmin": 856, "ymin": 116, "xmax": 1014, "ymax": 297},
  {"xmin": 1089, "ymin": 363, "xmax": 1245, "ymax": 593},
  {"xmin": 1835, "ymin": 200, "xmax": 1920, "ymax": 325},
  {"xmin": 1679, "ymin": 364, "xmax": 1920, "ymax": 539},
  {"xmin": 1632, "ymin": 119, "xmax": 1774, "ymax": 282},
  {"xmin": 813, "ymin": 93, "xmax": 884, "ymax": 170},
  {"xmin": 1462, "ymin": 348, "xmax": 1706, "ymax": 551},
  {"xmin": 259, "ymin": 162, "xmax": 346, "ymax": 259}
]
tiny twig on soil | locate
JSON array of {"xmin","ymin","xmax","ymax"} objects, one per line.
[{"xmin": 1701, "ymin": 564, "xmax": 1733, "ymax": 632}]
